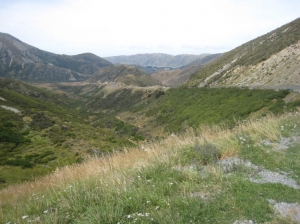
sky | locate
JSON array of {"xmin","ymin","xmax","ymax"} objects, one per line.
[{"xmin": 0, "ymin": 0, "xmax": 299, "ymax": 57}]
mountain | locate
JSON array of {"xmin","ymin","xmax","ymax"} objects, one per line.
[
  {"xmin": 0, "ymin": 33, "xmax": 112, "ymax": 82},
  {"xmin": 87, "ymin": 65, "xmax": 161, "ymax": 87},
  {"xmin": 151, "ymin": 53, "xmax": 221, "ymax": 86},
  {"xmin": 104, "ymin": 53, "xmax": 211, "ymax": 68},
  {"xmin": 186, "ymin": 18, "xmax": 300, "ymax": 89}
]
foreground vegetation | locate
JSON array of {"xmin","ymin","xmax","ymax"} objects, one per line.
[{"xmin": 1, "ymin": 112, "xmax": 300, "ymax": 223}]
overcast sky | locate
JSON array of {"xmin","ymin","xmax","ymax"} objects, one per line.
[{"xmin": 0, "ymin": 0, "xmax": 299, "ymax": 57}]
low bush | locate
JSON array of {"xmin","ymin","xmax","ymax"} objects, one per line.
[{"xmin": 194, "ymin": 140, "xmax": 221, "ymax": 164}]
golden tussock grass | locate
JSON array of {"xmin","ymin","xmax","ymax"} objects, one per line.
[{"xmin": 1, "ymin": 112, "xmax": 297, "ymax": 210}]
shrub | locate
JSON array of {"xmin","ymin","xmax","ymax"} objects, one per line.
[{"xmin": 194, "ymin": 140, "xmax": 221, "ymax": 165}]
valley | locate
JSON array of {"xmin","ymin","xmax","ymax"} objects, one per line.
[{"xmin": 0, "ymin": 17, "xmax": 300, "ymax": 224}]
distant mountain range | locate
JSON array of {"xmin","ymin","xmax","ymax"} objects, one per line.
[
  {"xmin": 104, "ymin": 53, "xmax": 212, "ymax": 68},
  {"xmin": 0, "ymin": 33, "xmax": 112, "ymax": 82}
]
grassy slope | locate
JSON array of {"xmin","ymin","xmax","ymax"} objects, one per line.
[
  {"xmin": 1, "ymin": 113, "xmax": 300, "ymax": 223},
  {"xmin": 0, "ymin": 79, "xmax": 136, "ymax": 187}
]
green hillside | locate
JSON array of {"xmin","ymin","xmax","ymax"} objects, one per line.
[
  {"xmin": 58, "ymin": 82, "xmax": 300, "ymax": 138},
  {"xmin": 0, "ymin": 79, "xmax": 138, "ymax": 187}
]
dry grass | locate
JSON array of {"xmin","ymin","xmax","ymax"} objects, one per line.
[{"xmin": 1, "ymin": 113, "xmax": 297, "ymax": 218}]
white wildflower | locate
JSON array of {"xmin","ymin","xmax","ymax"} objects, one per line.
[{"xmin": 22, "ymin": 215, "xmax": 28, "ymax": 219}]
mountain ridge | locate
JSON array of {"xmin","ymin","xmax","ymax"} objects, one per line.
[
  {"xmin": 186, "ymin": 18, "xmax": 300, "ymax": 89},
  {"xmin": 0, "ymin": 33, "xmax": 112, "ymax": 82},
  {"xmin": 104, "ymin": 53, "xmax": 211, "ymax": 68}
]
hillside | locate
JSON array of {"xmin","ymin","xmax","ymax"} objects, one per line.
[
  {"xmin": 0, "ymin": 78, "xmax": 143, "ymax": 186},
  {"xmin": 151, "ymin": 53, "xmax": 221, "ymax": 86},
  {"xmin": 1, "ymin": 113, "xmax": 300, "ymax": 223},
  {"xmin": 87, "ymin": 65, "xmax": 161, "ymax": 87},
  {"xmin": 186, "ymin": 18, "xmax": 300, "ymax": 89},
  {"xmin": 104, "ymin": 53, "xmax": 211, "ymax": 68},
  {"xmin": 0, "ymin": 33, "xmax": 112, "ymax": 82},
  {"xmin": 1, "ymin": 17, "xmax": 300, "ymax": 223},
  {"xmin": 57, "ymin": 81, "xmax": 300, "ymax": 139}
]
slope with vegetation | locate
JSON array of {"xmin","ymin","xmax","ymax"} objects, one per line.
[
  {"xmin": 186, "ymin": 18, "xmax": 300, "ymax": 89},
  {"xmin": 0, "ymin": 78, "xmax": 141, "ymax": 187},
  {"xmin": 1, "ymin": 17, "xmax": 300, "ymax": 223},
  {"xmin": 1, "ymin": 112, "xmax": 300, "ymax": 223}
]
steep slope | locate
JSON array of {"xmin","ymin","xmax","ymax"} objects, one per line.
[
  {"xmin": 151, "ymin": 53, "xmax": 221, "ymax": 86},
  {"xmin": 87, "ymin": 65, "xmax": 161, "ymax": 87},
  {"xmin": 0, "ymin": 33, "xmax": 112, "ymax": 82},
  {"xmin": 104, "ymin": 53, "xmax": 210, "ymax": 68},
  {"xmin": 186, "ymin": 18, "xmax": 300, "ymax": 89},
  {"xmin": 0, "ymin": 78, "xmax": 139, "ymax": 186}
]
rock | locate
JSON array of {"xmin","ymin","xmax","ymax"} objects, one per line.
[
  {"xmin": 269, "ymin": 200, "xmax": 300, "ymax": 223},
  {"xmin": 61, "ymin": 125, "xmax": 69, "ymax": 131},
  {"xmin": 250, "ymin": 170, "xmax": 300, "ymax": 189},
  {"xmin": 233, "ymin": 220, "xmax": 255, "ymax": 224},
  {"xmin": 217, "ymin": 157, "xmax": 258, "ymax": 173}
]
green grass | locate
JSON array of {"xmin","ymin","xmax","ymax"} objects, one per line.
[{"xmin": 1, "ymin": 113, "xmax": 300, "ymax": 223}]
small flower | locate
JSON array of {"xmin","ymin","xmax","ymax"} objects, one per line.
[
  {"xmin": 43, "ymin": 210, "xmax": 48, "ymax": 214},
  {"xmin": 127, "ymin": 215, "xmax": 131, "ymax": 218},
  {"xmin": 22, "ymin": 215, "xmax": 28, "ymax": 219},
  {"xmin": 169, "ymin": 182, "xmax": 173, "ymax": 185},
  {"xmin": 146, "ymin": 200, "xmax": 151, "ymax": 204},
  {"xmin": 145, "ymin": 213, "xmax": 150, "ymax": 216}
]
